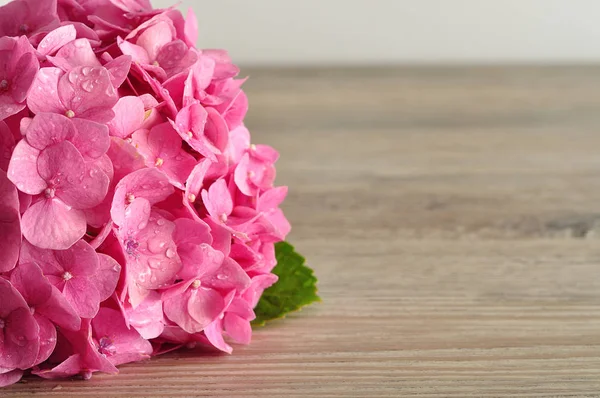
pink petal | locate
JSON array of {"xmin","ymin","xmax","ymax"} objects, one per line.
[
  {"xmin": 172, "ymin": 103, "xmax": 219, "ymax": 161},
  {"xmin": 204, "ymin": 257, "xmax": 251, "ymax": 293},
  {"xmin": 163, "ymin": 70, "xmax": 189, "ymax": 108},
  {"xmin": 224, "ymin": 313, "xmax": 252, "ymax": 344},
  {"xmin": 234, "ymin": 153, "xmax": 255, "ymax": 196},
  {"xmin": 0, "ymin": 279, "xmax": 40, "ymax": 369},
  {"xmin": 125, "ymin": 291, "xmax": 164, "ymax": 339},
  {"xmin": 111, "ymin": 168, "xmax": 174, "ymax": 227},
  {"xmin": 38, "ymin": 24, "xmax": 77, "ymax": 56},
  {"xmin": 122, "ymin": 210, "xmax": 181, "ymax": 291},
  {"xmin": 54, "ymin": 239, "xmax": 99, "ymax": 276},
  {"xmin": 58, "ymin": 66, "xmax": 118, "ymax": 123},
  {"xmin": 137, "ymin": 20, "xmax": 173, "ymax": 61},
  {"xmin": 228, "ymin": 297, "xmax": 256, "ymax": 320},
  {"xmin": 147, "ymin": 122, "xmax": 182, "ymax": 159},
  {"xmin": 47, "ymin": 38, "xmax": 102, "ymax": 71},
  {"xmin": 243, "ymin": 274, "xmax": 279, "ymax": 308},
  {"xmin": 10, "ymin": 262, "xmax": 52, "ymax": 308},
  {"xmin": 203, "ymin": 319, "xmax": 232, "ymax": 354},
  {"xmin": 107, "ymin": 96, "xmax": 145, "ymax": 138},
  {"xmin": 7, "ymin": 140, "xmax": 45, "ymax": 195},
  {"xmin": 95, "ymin": 254, "xmax": 121, "ymax": 302},
  {"xmin": 71, "ymin": 118, "xmax": 111, "ymax": 160},
  {"xmin": 202, "ymin": 178, "xmax": 233, "ymax": 220},
  {"xmin": 156, "ymin": 40, "xmax": 198, "ymax": 76},
  {"xmin": 0, "ymin": 121, "xmax": 15, "ymax": 172},
  {"xmin": 258, "ymin": 186, "xmax": 288, "ymax": 211},
  {"xmin": 0, "ymin": 368, "xmax": 23, "ymax": 387},
  {"xmin": 33, "ymin": 354, "xmax": 81, "ymax": 379},
  {"xmin": 183, "ymin": 159, "xmax": 211, "ymax": 218},
  {"xmin": 21, "ymin": 198, "xmax": 86, "ymax": 250},
  {"xmin": 254, "ymin": 145, "xmax": 280, "ymax": 164},
  {"xmin": 25, "ymin": 113, "xmax": 77, "ymax": 151},
  {"xmin": 205, "ymin": 107, "xmax": 229, "ymax": 152},
  {"xmin": 27, "ymin": 67, "xmax": 64, "ymax": 115},
  {"xmin": 117, "ymin": 38, "xmax": 150, "ymax": 64},
  {"xmin": 37, "ymin": 286, "xmax": 81, "ymax": 331},
  {"xmin": 0, "ymin": 96, "xmax": 25, "ymax": 122},
  {"xmin": 92, "ymin": 307, "xmax": 152, "ymax": 366},
  {"xmin": 173, "ymin": 218, "xmax": 212, "ymax": 246},
  {"xmin": 177, "ymin": 243, "xmax": 224, "ymax": 282},
  {"xmin": 57, "ymin": 160, "xmax": 110, "ymax": 210},
  {"xmin": 205, "ymin": 218, "xmax": 232, "ymax": 256},
  {"xmin": 184, "ymin": 8, "xmax": 198, "ymax": 47},
  {"xmin": 203, "ymin": 49, "xmax": 239, "ymax": 80},
  {"xmin": 188, "ymin": 288, "xmax": 232, "ymax": 329},
  {"xmin": 63, "ymin": 277, "xmax": 101, "ymax": 318},
  {"xmin": 158, "ymin": 151, "xmax": 196, "ymax": 189},
  {"xmin": 0, "ymin": 170, "xmax": 20, "ymax": 273},
  {"xmin": 162, "ymin": 291, "xmax": 197, "ymax": 333},
  {"xmin": 225, "ymin": 125, "xmax": 250, "ymax": 164},
  {"xmin": 223, "ymin": 90, "xmax": 248, "ymax": 130},
  {"xmin": 104, "ymin": 54, "xmax": 132, "ymax": 88},
  {"xmin": 11, "ymin": 52, "xmax": 39, "ymax": 104},
  {"xmin": 107, "ymin": 137, "xmax": 145, "ymax": 182},
  {"xmin": 37, "ymin": 140, "xmax": 84, "ymax": 184},
  {"xmin": 90, "ymin": 221, "xmax": 114, "ymax": 249},
  {"xmin": 33, "ymin": 314, "xmax": 57, "ymax": 365}
]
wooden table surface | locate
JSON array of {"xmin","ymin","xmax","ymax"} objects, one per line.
[{"xmin": 7, "ymin": 67, "xmax": 600, "ymax": 397}]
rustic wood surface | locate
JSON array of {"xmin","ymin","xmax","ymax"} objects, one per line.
[{"xmin": 7, "ymin": 66, "xmax": 600, "ymax": 397}]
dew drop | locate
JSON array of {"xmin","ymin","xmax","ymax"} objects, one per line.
[
  {"xmin": 147, "ymin": 237, "xmax": 166, "ymax": 254},
  {"xmin": 156, "ymin": 219, "xmax": 165, "ymax": 226},
  {"xmin": 148, "ymin": 258, "xmax": 162, "ymax": 269},
  {"xmin": 216, "ymin": 274, "xmax": 226, "ymax": 280},
  {"xmin": 81, "ymin": 80, "xmax": 95, "ymax": 93},
  {"xmin": 165, "ymin": 248, "xmax": 175, "ymax": 259}
]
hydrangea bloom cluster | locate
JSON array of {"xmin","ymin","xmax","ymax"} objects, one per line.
[{"xmin": 0, "ymin": 0, "xmax": 290, "ymax": 386}]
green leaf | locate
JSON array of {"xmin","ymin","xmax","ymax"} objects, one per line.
[{"xmin": 252, "ymin": 241, "xmax": 320, "ymax": 327}]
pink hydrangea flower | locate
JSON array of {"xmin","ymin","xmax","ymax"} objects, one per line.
[
  {"xmin": 8, "ymin": 114, "xmax": 111, "ymax": 249},
  {"xmin": 131, "ymin": 122, "xmax": 196, "ymax": 188},
  {"xmin": 20, "ymin": 240, "xmax": 121, "ymax": 318},
  {"xmin": 28, "ymin": 66, "xmax": 118, "ymax": 123},
  {"xmin": 118, "ymin": 16, "xmax": 197, "ymax": 79},
  {"xmin": 0, "ymin": 0, "xmax": 293, "ymax": 386}
]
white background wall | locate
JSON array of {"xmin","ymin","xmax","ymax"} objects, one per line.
[
  {"xmin": 3, "ymin": 0, "xmax": 600, "ymax": 66},
  {"xmin": 162, "ymin": 0, "xmax": 600, "ymax": 66}
]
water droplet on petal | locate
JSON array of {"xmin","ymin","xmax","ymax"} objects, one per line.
[
  {"xmin": 156, "ymin": 219, "xmax": 165, "ymax": 226},
  {"xmin": 81, "ymin": 80, "xmax": 95, "ymax": 93},
  {"xmin": 148, "ymin": 258, "xmax": 162, "ymax": 269},
  {"xmin": 147, "ymin": 237, "xmax": 166, "ymax": 254},
  {"xmin": 216, "ymin": 274, "xmax": 226, "ymax": 280},
  {"xmin": 165, "ymin": 248, "xmax": 175, "ymax": 259}
]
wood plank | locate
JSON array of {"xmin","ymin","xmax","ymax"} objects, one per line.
[{"xmin": 6, "ymin": 67, "xmax": 600, "ymax": 397}]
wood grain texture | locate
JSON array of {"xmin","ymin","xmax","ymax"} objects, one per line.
[{"xmin": 7, "ymin": 66, "xmax": 600, "ymax": 397}]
